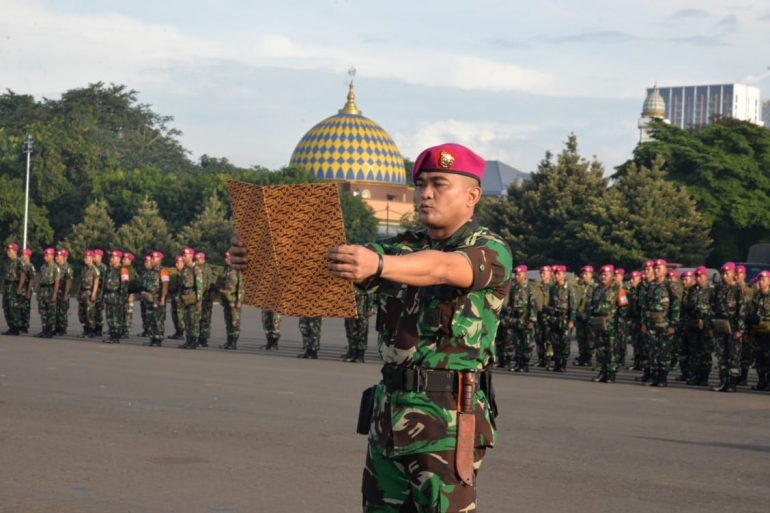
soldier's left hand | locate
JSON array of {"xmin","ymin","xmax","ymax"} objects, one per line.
[
  {"xmin": 159, "ymin": 298, "xmax": 166, "ymax": 307},
  {"xmin": 63, "ymin": 295, "xmax": 69, "ymax": 302},
  {"xmin": 235, "ymin": 302, "xmax": 241, "ymax": 309},
  {"xmin": 228, "ymin": 236, "xmax": 248, "ymax": 271},
  {"xmin": 90, "ymin": 294, "xmax": 96, "ymax": 303},
  {"xmin": 568, "ymin": 321, "xmax": 574, "ymax": 330},
  {"xmin": 326, "ymin": 245, "xmax": 379, "ymax": 283},
  {"xmin": 667, "ymin": 327, "xmax": 676, "ymax": 336},
  {"xmin": 15, "ymin": 289, "xmax": 22, "ymax": 296},
  {"xmin": 734, "ymin": 331, "xmax": 742, "ymax": 340}
]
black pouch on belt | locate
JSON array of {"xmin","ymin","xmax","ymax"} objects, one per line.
[{"xmin": 356, "ymin": 386, "xmax": 376, "ymax": 435}]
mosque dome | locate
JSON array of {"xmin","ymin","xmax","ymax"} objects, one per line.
[
  {"xmin": 642, "ymin": 85, "xmax": 666, "ymax": 118},
  {"xmin": 289, "ymin": 82, "xmax": 406, "ymax": 185}
]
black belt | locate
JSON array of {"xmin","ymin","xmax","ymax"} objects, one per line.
[
  {"xmin": 381, "ymin": 364, "xmax": 481, "ymax": 393},
  {"xmin": 39, "ymin": 284, "xmax": 53, "ymax": 288}
]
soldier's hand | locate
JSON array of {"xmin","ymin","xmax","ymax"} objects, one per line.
[
  {"xmin": 228, "ymin": 236, "xmax": 248, "ymax": 271},
  {"xmin": 159, "ymin": 298, "xmax": 166, "ymax": 307},
  {"xmin": 235, "ymin": 302, "xmax": 242, "ymax": 309},
  {"xmin": 197, "ymin": 301, "xmax": 202, "ymax": 307},
  {"xmin": 63, "ymin": 295, "xmax": 69, "ymax": 302},
  {"xmin": 667, "ymin": 327, "xmax": 676, "ymax": 336},
  {"xmin": 326, "ymin": 245, "xmax": 379, "ymax": 283},
  {"xmin": 90, "ymin": 294, "xmax": 96, "ymax": 303},
  {"xmin": 26, "ymin": 293, "xmax": 31, "ymax": 300},
  {"xmin": 734, "ymin": 331, "xmax": 742, "ymax": 340},
  {"xmin": 568, "ymin": 321, "xmax": 574, "ymax": 331},
  {"xmin": 16, "ymin": 289, "xmax": 23, "ymax": 296},
  {"xmin": 526, "ymin": 322, "xmax": 534, "ymax": 330},
  {"xmin": 641, "ymin": 324, "xmax": 648, "ymax": 334}
]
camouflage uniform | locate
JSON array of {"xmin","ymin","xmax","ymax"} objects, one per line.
[
  {"xmin": 167, "ymin": 265, "xmax": 185, "ymax": 339},
  {"xmin": 710, "ymin": 282, "xmax": 746, "ymax": 383},
  {"xmin": 178, "ymin": 263, "xmax": 203, "ymax": 349},
  {"xmin": 682, "ymin": 282, "xmax": 714, "ymax": 386},
  {"xmin": 219, "ymin": 264, "xmax": 244, "ymax": 349},
  {"xmin": 2, "ymin": 254, "xmax": 24, "ymax": 333},
  {"xmin": 738, "ymin": 283, "xmax": 754, "ymax": 385},
  {"xmin": 36, "ymin": 262, "xmax": 61, "ymax": 337},
  {"xmin": 138, "ymin": 266, "xmax": 149, "ymax": 336},
  {"xmin": 297, "ymin": 316, "xmax": 323, "ymax": 358},
  {"xmin": 197, "ymin": 262, "xmax": 215, "ymax": 346},
  {"xmin": 589, "ymin": 283, "xmax": 623, "ymax": 380},
  {"xmin": 20, "ymin": 260, "xmax": 36, "ymax": 332},
  {"xmin": 573, "ymin": 279, "xmax": 597, "ymax": 366},
  {"xmin": 141, "ymin": 265, "xmax": 169, "ymax": 347},
  {"xmin": 55, "ymin": 261, "xmax": 74, "ymax": 335},
  {"xmin": 360, "ymin": 219, "xmax": 512, "ymax": 512},
  {"xmin": 123, "ymin": 265, "xmax": 140, "ymax": 337},
  {"xmin": 627, "ymin": 282, "xmax": 643, "ymax": 369},
  {"xmin": 103, "ymin": 265, "xmax": 129, "ymax": 343},
  {"xmin": 94, "ymin": 260, "xmax": 108, "ymax": 336},
  {"xmin": 640, "ymin": 281, "xmax": 680, "ymax": 385},
  {"xmin": 546, "ymin": 281, "xmax": 576, "ymax": 371},
  {"xmin": 748, "ymin": 288, "xmax": 770, "ymax": 391},
  {"xmin": 344, "ymin": 290, "xmax": 374, "ymax": 362},
  {"xmin": 77, "ymin": 263, "xmax": 101, "ymax": 336},
  {"xmin": 500, "ymin": 279, "xmax": 537, "ymax": 371},
  {"xmin": 668, "ymin": 280, "xmax": 685, "ymax": 374},
  {"xmin": 533, "ymin": 279, "xmax": 552, "ymax": 365},
  {"xmin": 260, "ymin": 310, "xmax": 281, "ymax": 349}
]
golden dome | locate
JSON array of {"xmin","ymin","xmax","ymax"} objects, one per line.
[
  {"xmin": 289, "ymin": 82, "xmax": 406, "ymax": 185},
  {"xmin": 643, "ymin": 85, "xmax": 666, "ymax": 118}
]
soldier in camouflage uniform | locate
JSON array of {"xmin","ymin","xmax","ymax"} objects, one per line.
[
  {"xmin": 625, "ymin": 270, "xmax": 643, "ymax": 370},
  {"xmin": 589, "ymin": 265, "xmax": 626, "ymax": 383},
  {"xmin": 54, "ymin": 249, "xmax": 74, "ymax": 336},
  {"xmin": 77, "ymin": 250, "xmax": 101, "ymax": 338},
  {"xmin": 140, "ymin": 251, "xmax": 169, "ymax": 347},
  {"xmin": 178, "ymin": 247, "xmax": 204, "ymax": 350},
  {"xmin": 102, "ymin": 250, "xmax": 129, "ymax": 344},
  {"xmin": 634, "ymin": 260, "xmax": 656, "ymax": 378},
  {"xmin": 297, "ymin": 316, "xmax": 323, "ymax": 359},
  {"xmin": 674, "ymin": 270, "xmax": 695, "ymax": 381},
  {"xmin": 747, "ymin": 270, "xmax": 770, "ymax": 391},
  {"xmin": 19, "ymin": 248, "xmax": 35, "ymax": 333},
  {"xmin": 138, "ymin": 255, "xmax": 153, "ymax": 337},
  {"xmin": 260, "ymin": 310, "xmax": 281, "ymax": 350},
  {"xmin": 735, "ymin": 266, "xmax": 755, "ymax": 386},
  {"xmin": 92, "ymin": 249, "xmax": 107, "ymax": 336},
  {"xmin": 168, "ymin": 255, "xmax": 186, "ymax": 339},
  {"xmin": 638, "ymin": 259, "xmax": 679, "ymax": 387},
  {"xmin": 573, "ymin": 266, "xmax": 596, "ymax": 367},
  {"xmin": 534, "ymin": 265, "xmax": 553, "ymax": 367},
  {"xmin": 666, "ymin": 270, "xmax": 685, "ymax": 375},
  {"xmin": 710, "ymin": 262, "xmax": 747, "ymax": 393},
  {"xmin": 195, "ymin": 252, "xmax": 214, "ymax": 347},
  {"xmin": 218, "ymin": 251, "xmax": 244, "ymax": 350},
  {"xmin": 683, "ymin": 267, "xmax": 714, "ymax": 386},
  {"xmin": 343, "ymin": 289, "xmax": 374, "ymax": 362},
  {"xmin": 2, "ymin": 242, "xmax": 24, "ymax": 336},
  {"xmin": 34, "ymin": 248, "xmax": 61, "ymax": 338},
  {"xmin": 545, "ymin": 265, "xmax": 575, "ymax": 372},
  {"xmin": 500, "ymin": 265, "xmax": 537, "ymax": 372},
  {"xmin": 613, "ymin": 269, "xmax": 629, "ymax": 367},
  {"xmin": 121, "ymin": 253, "xmax": 138, "ymax": 338}
]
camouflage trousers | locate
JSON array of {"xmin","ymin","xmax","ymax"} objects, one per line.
[
  {"xmin": 123, "ymin": 294, "xmax": 134, "ymax": 335},
  {"xmin": 672, "ymin": 327, "xmax": 689, "ymax": 373},
  {"xmin": 145, "ymin": 301, "xmax": 166, "ymax": 342},
  {"xmin": 362, "ymin": 444, "xmax": 486, "ymax": 512},
  {"xmin": 505, "ymin": 325, "xmax": 533, "ymax": 360},
  {"xmin": 2, "ymin": 284, "xmax": 22, "ymax": 329},
  {"xmin": 616, "ymin": 321, "xmax": 628, "ymax": 361},
  {"xmin": 200, "ymin": 297, "xmax": 214, "ymax": 339},
  {"xmin": 104, "ymin": 292, "xmax": 126, "ymax": 337},
  {"xmin": 299, "ymin": 316, "xmax": 322, "ymax": 351},
  {"xmin": 20, "ymin": 295, "xmax": 31, "ymax": 330},
  {"xmin": 685, "ymin": 328, "xmax": 713, "ymax": 373},
  {"xmin": 593, "ymin": 329, "xmax": 619, "ymax": 372},
  {"xmin": 714, "ymin": 333, "xmax": 742, "ymax": 377},
  {"xmin": 344, "ymin": 316, "xmax": 369, "ymax": 351},
  {"xmin": 575, "ymin": 318, "xmax": 593, "ymax": 361},
  {"xmin": 171, "ymin": 296, "xmax": 184, "ymax": 332},
  {"xmin": 751, "ymin": 333, "xmax": 770, "ymax": 377},
  {"xmin": 262, "ymin": 310, "xmax": 281, "ymax": 343},
  {"xmin": 740, "ymin": 333, "xmax": 755, "ymax": 372},
  {"xmin": 140, "ymin": 300, "xmax": 148, "ymax": 334},
  {"xmin": 223, "ymin": 301, "xmax": 241, "ymax": 338},
  {"xmin": 535, "ymin": 317, "xmax": 552, "ymax": 360},
  {"xmin": 628, "ymin": 320, "xmax": 646, "ymax": 362},
  {"xmin": 645, "ymin": 325, "xmax": 673, "ymax": 372},
  {"xmin": 55, "ymin": 293, "xmax": 70, "ymax": 333},
  {"xmin": 183, "ymin": 302, "xmax": 202, "ymax": 339},
  {"xmin": 37, "ymin": 287, "xmax": 57, "ymax": 332},
  {"xmin": 77, "ymin": 294, "xmax": 97, "ymax": 331},
  {"xmin": 547, "ymin": 318, "xmax": 571, "ymax": 360},
  {"xmin": 94, "ymin": 294, "xmax": 105, "ymax": 330}
]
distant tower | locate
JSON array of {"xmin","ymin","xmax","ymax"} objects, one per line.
[{"xmin": 639, "ymin": 85, "xmax": 669, "ymax": 143}]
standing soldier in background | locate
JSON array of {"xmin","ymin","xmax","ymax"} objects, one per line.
[
  {"xmin": 260, "ymin": 310, "xmax": 281, "ymax": 350},
  {"xmin": 138, "ymin": 255, "xmax": 152, "ymax": 337},
  {"xmin": 178, "ymin": 248, "xmax": 203, "ymax": 350},
  {"xmin": 667, "ymin": 270, "xmax": 684, "ymax": 373},
  {"xmin": 141, "ymin": 251, "xmax": 169, "ymax": 347},
  {"xmin": 626, "ymin": 270, "xmax": 643, "ymax": 370},
  {"xmin": 218, "ymin": 251, "xmax": 244, "ymax": 350},
  {"xmin": 675, "ymin": 270, "xmax": 696, "ymax": 381},
  {"xmin": 77, "ymin": 250, "xmax": 100, "ymax": 338},
  {"xmin": 502, "ymin": 265, "xmax": 537, "ymax": 372},
  {"xmin": 534, "ymin": 265, "xmax": 553, "ymax": 367},
  {"xmin": 634, "ymin": 260, "xmax": 656, "ymax": 379},
  {"xmin": 2, "ymin": 242, "xmax": 24, "ymax": 336},
  {"xmin": 590, "ymin": 265, "xmax": 625, "ymax": 383},
  {"xmin": 736, "ymin": 265, "xmax": 755, "ymax": 386},
  {"xmin": 19, "ymin": 248, "xmax": 35, "ymax": 333},
  {"xmin": 747, "ymin": 270, "xmax": 770, "ymax": 391},
  {"xmin": 613, "ymin": 269, "xmax": 628, "ymax": 367},
  {"xmin": 297, "ymin": 316, "xmax": 323, "ymax": 359},
  {"xmin": 343, "ymin": 289, "xmax": 374, "ymax": 363},
  {"xmin": 684, "ymin": 268, "xmax": 713, "ymax": 386},
  {"xmin": 121, "ymin": 252, "xmax": 137, "ymax": 339},
  {"xmin": 195, "ymin": 252, "xmax": 214, "ymax": 348},
  {"xmin": 710, "ymin": 262, "xmax": 747, "ymax": 393},
  {"xmin": 168, "ymin": 255, "xmax": 186, "ymax": 340},
  {"xmin": 546, "ymin": 265, "xmax": 575, "ymax": 372},
  {"xmin": 92, "ymin": 249, "xmax": 107, "ymax": 337},
  {"xmin": 573, "ymin": 266, "xmax": 596, "ymax": 367},
  {"xmin": 102, "ymin": 250, "xmax": 129, "ymax": 344},
  {"xmin": 639, "ymin": 259, "xmax": 679, "ymax": 388},
  {"xmin": 35, "ymin": 248, "xmax": 60, "ymax": 338},
  {"xmin": 54, "ymin": 249, "xmax": 74, "ymax": 336}
]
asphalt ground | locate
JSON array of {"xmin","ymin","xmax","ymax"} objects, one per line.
[{"xmin": 1, "ymin": 302, "xmax": 769, "ymax": 513}]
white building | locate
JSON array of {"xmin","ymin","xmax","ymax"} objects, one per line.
[
  {"xmin": 639, "ymin": 85, "xmax": 669, "ymax": 143},
  {"xmin": 649, "ymin": 83, "xmax": 762, "ymax": 129},
  {"xmin": 763, "ymin": 100, "xmax": 770, "ymax": 129}
]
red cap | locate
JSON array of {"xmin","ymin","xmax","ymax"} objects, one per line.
[
  {"xmin": 21, "ymin": 248, "xmax": 32, "ymax": 256},
  {"xmin": 175, "ymin": 255, "xmax": 184, "ymax": 263},
  {"xmin": 681, "ymin": 270, "xmax": 693, "ymax": 278},
  {"xmin": 736, "ymin": 265, "xmax": 746, "ymax": 274},
  {"xmin": 194, "ymin": 252, "xmax": 205, "ymax": 259},
  {"xmin": 84, "ymin": 250, "xmax": 94, "ymax": 257},
  {"xmin": 151, "ymin": 251, "xmax": 163, "ymax": 259},
  {"xmin": 667, "ymin": 270, "xmax": 679, "ymax": 278},
  {"xmin": 57, "ymin": 249, "xmax": 69, "ymax": 257},
  {"xmin": 144, "ymin": 255, "xmax": 152, "ymax": 261},
  {"xmin": 600, "ymin": 265, "xmax": 614, "ymax": 274},
  {"xmin": 695, "ymin": 266, "xmax": 708, "ymax": 276},
  {"xmin": 721, "ymin": 262, "xmax": 736, "ymax": 272},
  {"xmin": 181, "ymin": 247, "xmax": 195, "ymax": 255},
  {"xmin": 553, "ymin": 265, "xmax": 567, "ymax": 273},
  {"xmin": 111, "ymin": 250, "xmax": 123, "ymax": 258},
  {"xmin": 514, "ymin": 265, "xmax": 528, "ymax": 273},
  {"xmin": 642, "ymin": 260, "xmax": 655, "ymax": 269},
  {"xmin": 758, "ymin": 270, "xmax": 770, "ymax": 279},
  {"xmin": 93, "ymin": 249, "xmax": 104, "ymax": 256},
  {"xmin": 412, "ymin": 143, "xmax": 486, "ymax": 184},
  {"xmin": 44, "ymin": 247, "xmax": 55, "ymax": 255},
  {"xmin": 614, "ymin": 268, "xmax": 625, "ymax": 276},
  {"xmin": 630, "ymin": 271, "xmax": 641, "ymax": 279},
  {"xmin": 123, "ymin": 253, "xmax": 134, "ymax": 261},
  {"xmin": 540, "ymin": 265, "xmax": 552, "ymax": 273},
  {"xmin": 654, "ymin": 259, "xmax": 667, "ymax": 267},
  {"xmin": 223, "ymin": 251, "xmax": 230, "ymax": 257},
  {"xmin": 581, "ymin": 265, "xmax": 594, "ymax": 273},
  {"xmin": 6, "ymin": 243, "xmax": 19, "ymax": 251}
]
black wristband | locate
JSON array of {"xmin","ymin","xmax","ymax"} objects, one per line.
[{"xmin": 374, "ymin": 253, "xmax": 384, "ymax": 279}]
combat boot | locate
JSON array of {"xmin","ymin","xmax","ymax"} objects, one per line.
[
  {"xmin": 644, "ymin": 370, "xmax": 659, "ymax": 387},
  {"xmin": 675, "ymin": 371, "xmax": 689, "ymax": 382},
  {"xmin": 607, "ymin": 372, "xmax": 616, "ymax": 383},
  {"xmin": 653, "ymin": 370, "xmax": 668, "ymax": 387},
  {"xmin": 178, "ymin": 336, "xmax": 195, "ymax": 349},
  {"xmin": 760, "ymin": 371, "xmax": 770, "ymax": 391},
  {"xmin": 169, "ymin": 329, "xmax": 184, "ymax": 340},
  {"xmin": 521, "ymin": 357, "xmax": 530, "ymax": 373},
  {"xmin": 496, "ymin": 355, "xmax": 509, "ymax": 369},
  {"xmin": 340, "ymin": 347, "xmax": 352, "ymax": 359},
  {"xmin": 260, "ymin": 337, "xmax": 278, "ymax": 350},
  {"xmin": 153, "ymin": 338, "xmax": 163, "ymax": 347},
  {"xmin": 750, "ymin": 371, "xmax": 766, "ymax": 391},
  {"xmin": 711, "ymin": 370, "xmax": 728, "ymax": 392},
  {"xmin": 724, "ymin": 375, "xmax": 738, "ymax": 393},
  {"xmin": 198, "ymin": 337, "xmax": 208, "ymax": 348},
  {"xmin": 592, "ymin": 370, "xmax": 608, "ymax": 383},
  {"xmin": 94, "ymin": 325, "xmax": 103, "ymax": 337},
  {"xmin": 737, "ymin": 368, "xmax": 749, "ymax": 386},
  {"xmin": 218, "ymin": 336, "xmax": 232, "ymax": 349},
  {"xmin": 142, "ymin": 338, "xmax": 154, "ymax": 346},
  {"xmin": 635, "ymin": 367, "xmax": 652, "ymax": 383},
  {"xmin": 354, "ymin": 348, "xmax": 365, "ymax": 363},
  {"xmin": 2, "ymin": 327, "xmax": 20, "ymax": 336},
  {"xmin": 696, "ymin": 370, "xmax": 711, "ymax": 387}
]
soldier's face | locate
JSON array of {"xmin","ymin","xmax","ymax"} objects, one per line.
[
  {"xmin": 582, "ymin": 272, "xmax": 592, "ymax": 284},
  {"xmin": 643, "ymin": 267, "xmax": 654, "ymax": 281},
  {"xmin": 6, "ymin": 248, "xmax": 16, "ymax": 259},
  {"xmin": 683, "ymin": 276, "xmax": 694, "ymax": 288},
  {"xmin": 21, "ymin": 254, "xmax": 30, "ymax": 263},
  {"xmin": 554, "ymin": 271, "xmax": 565, "ymax": 285},
  {"xmin": 760, "ymin": 276, "xmax": 770, "ymax": 292},
  {"xmin": 83, "ymin": 256, "xmax": 92, "ymax": 266},
  {"xmin": 668, "ymin": 275, "xmax": 678, "ymax": 283},
  {"xmin": 737, "ymin": 272, "xmax": 746, "ymax": 285},
  {"xmin": 94, "ymin": 255, "xmax": 102, "ymax": 264},
  {"xmin": 184, "ymin": 254, "xmax": 193, "ymax": 265},
  {"xmin": 152, "ymin": 257, "xmax": 162, "ymax": 267},
  {"xmin": 540, "ymin": 270, "xmax": 551, "ymax": 282},
  {"xmin": 176, "ymin": 260, "xmax": 184, "ymax": 269},
  {"xmin": 721, "ymin": 270, "xmax": 734, "ymax": 284},
  {"xmin": 515, "ymin": 271, "xmax": 526, "ymax": 284},
  {"xmin": 696, "ymin": 274, "xmax": 707, "ymax": 286},
  {"xmin": 196, "ymin": 257, "xmax": 205, "ymax": 265},
  {"xmin": 631, "ymin": 276, "xmax": 641, "ymax": 286},
  {"xmin": 600, "ymin": 271, "xmax": 612, "ymax": 287},
  {"xmin": 654, "ymin": 265, "xmax": 666, "ymax": 280},
  {"xmin": 55, "ymin": 255, "xmax": 64, "ymax": 265},
  {"xmin": 122, "ymin": 257, "xmax": 130, "ymax": 267},
  {"xmin": 144, "ymin": 259, "xmax": 152, "ymax": 269},
  {"xmin": 44, "ymin": 253, "xmax": 53, "ymax": 263},
  {"xmin": 415, "ymin": 171, "xmax": 480, "ymax": 230},
  {"xmin": 111, "ymin": 256, "xmax": 121, "ymax": 267},
  {"xmin": 614, "ymin": 274, "xmax": 623, "ymax": 286}
]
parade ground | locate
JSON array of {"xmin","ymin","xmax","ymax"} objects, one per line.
[{"xmin": 1, "ymin": 305, "xmax": 769, "ymax": 513}]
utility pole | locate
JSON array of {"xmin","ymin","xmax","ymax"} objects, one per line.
[{"xmin": 22, "ymin": 134, "xmax": 34, "ymax": 250}]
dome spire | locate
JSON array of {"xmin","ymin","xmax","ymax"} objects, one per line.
[
  {"xmin": 339, "ymin": 67, "xmax": 362, "ymax": 115},
  {"xmin": 642, "ymin": 83, "xmax": 666, "ymax": 118}
]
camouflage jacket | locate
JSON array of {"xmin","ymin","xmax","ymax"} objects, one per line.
[
  {"xmin": 95, "ymin": 262, "xmax": 108, "ymax": 298},
  {"xmin": 750, "ymin": 289, "xmax": 770, "ymax": 322},
  {"xmin": 574, "ymin": 280, "xmax": 596, "ymax": 321},
  {"xmin": 533, "ymin": 281, "xmax": 551, "ymax": 318},
  {"xmin": 589, "ymin": 283, "xmax": 622, "ymax": 328},
  {"xmin": 78, "ymin": 263, "xmax": 100, "ymax": 299},
  {"xmin": 686, "ymin": 283, "xmax": 713, "ymax": 326},
  {"xmin": 20, "ymin": 262, "xmax": 36, "ymax": 294},
  {"xmin": 103, "ymin": 265, "xmax": 129, "ymax": 297},
  {"xmin": 39, "ymin": 262, "xmax": 61, "ymax": 287},
  {"xmin": 641, "ymin": 280, "xmax": 680, "ymax": 327},
  {"xmin": 351, "ymin": 289, "xmax": 373, "ymax": 319},
  {"xmin": 364, "ymin": 218, "xmax": 512, "ymax": 456},
  {"xmin": 500, "ymin": 279, "xmax": 537, "ymax": 329},
  {"xmin": 627, "ymin": 284, "xmax": 641, "ymax": 322},
  {"xmin": 546, "ymin": 281, "xmax": 576, "ymax": 323},
  {"xmin": 3, "ymin": 256, "xmax": 24, "ymax": 290},
  {"xmin": 710, "ymin": 282, "xmax": 746, "ymax": 333},
  {"xmin": 141, "ymin": 268, "xmax": 161, "ymax": 298},
  {"xmin": 220, "ymin": 265, "xmax": 244, "ymax": 304},
  {"xmin": 58, "ymin": 262, "xmax": 74, "ymax": 286},
  {"xmin": 179, "ymin": 263, "xmax": 204, "ymax": 302}
]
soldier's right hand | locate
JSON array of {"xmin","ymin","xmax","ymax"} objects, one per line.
[
  {"xmin": 228, "ymin": 236, "xmax": 248, "ymax": 271},
  {"xmin": 526, "ymin": 322, "xmax": 534, "ymax": 330}
]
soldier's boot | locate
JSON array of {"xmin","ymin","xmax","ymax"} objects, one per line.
[
  {"xmin": 510, "ymin": 356, "xmax": 521, "ymax": 372},
  {"xmin": 737, "ymin": 368, "xmax": 749, "ymax": 386},
  {"xmin": 142, "ymin": 337, "xmax": 154, "ymax": 346},
  {"xmin": 653, "ymin": 370, "xmax": 668, "ymax": 388},
  {"xmin": 632, "ymin": 360, "xmax": 643, "ymax": 371},
  {"xmin": 544, "ymin": 356, "xmax": 553, "ymax": 371},
  {"xmin": 686, "ymin": 370, "xmax": 701, "ymax": 386},
  {"xmin": 760, "ymin": 371, "xmax": 770, "ymax": 391},
  {"xmin": 198, "ymin": 337, "xmax": 208, "ymax": 348},
  {"xmin": 178, "ymin": 336, "xmax": 194, "ymax": 349},
  {"xmin": 592, "ymin": 370, "xmax": 608, "ymax": 383},
  {"xmin": 522, "ymin": 357, "xmax": 530, "ymax": 373},
  {"xmin": 218, "ymin": 336, "xmax": 232, "ymax": 349},
  {"xmin": 711, "ymin": 370, "xmax": 728, "ymax": 392},
  {"xmin": 607, "ymin": 372, "xmax": 616, "ymax": 383},
  {"xmin": 297, "ymin": 349, "xmax": 313, "ymax": 359},
  {"xmin": 260, "ymin": 337, "xmax": 278, "ymax": 350},
  {"xmin": 750, "ymin": 371, "xmax": 766, "ymax": 391},
  {"xmin": 355, "ymin": 348, "xmax": 365, "ymax": 363},
  {"xmin": 696, "ymin": 370, "xmax": 711, "ymax": 387},
  {"xmin": 675, "ymin": 371, "xmax": 689, "ymax": 382},
  {"xmin": 496, "ymin": 355, "xmax": 507, "ymax": 369},
  {"xmin": 635, "ymin": 367, "xmax": 652, "ymax": 383},
  {"xmin": 154, "ymin": 338, "xmax": 163, "ymax": 347},
  {"xmin": 340, "ymin": 347, "xmax": 352, "ymax": 359},
  {"xmin": 169, "ymin": 329, "xmax": 184, "ymax": 340},
  {"xmin": 724, "ymin": 374, "xmax": 738, "ymax": 393},
  {"xmin": 137, "ymin": 331, "xmax": 147, "ymax": 337},
  {"xmin": 94, "ymin": 325, "xmax": 102, "ymax": 337},
  {"xmin": 644, "ymin": 370, "xmax": 659, "ymax": 387},
  {"xmin": 2, "ymin": 327, "xmax": 20, "ymax": 336}
]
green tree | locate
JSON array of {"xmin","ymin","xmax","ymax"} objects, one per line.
[
  {"xmin": 340, "ymin": 192, "xmax": 379, "ymax": 244},
  {"xmin": 175, "ymin": 193, "xmax": 234, "ymax": 266},
  {"xmin": 117, "ymin": 199, "xmax": 174, "ymax": 259},
  {"xmin": 61, "ymin": 199, "xmax": 120, "ymax": 259},
  {"xmin": 0, "ymin": 174, "xmax": 54, "ymax": 252}
]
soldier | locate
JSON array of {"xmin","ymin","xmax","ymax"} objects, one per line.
[
  {"xmin": 667, "ymin": 270, "xmax": 684, "ymax": 373},
  {"xmin": 343, "ymin": 289, "xmax": 374, "ymax": 363},
  {"xmin": 92, "ymin": 249, "xmax": 107, "ymax": 336},
  {"xmin": 77, "ymin": 250, "xmax": 101, "ymax": 338},
  {"xmin": 710, "ymin": 262, "xmax": 747, "ymax": 393},
  {"xmin": 54, "ymin": 249, "xmax": 74, "ymax": 336},
  {"xmin": 546, "ymin": 265, "xmax": 575, "ymax": 372},
  {"xmin": 137, "ymin": 255, "xmax": 153, "ymax": 337},
  {"xmin": 573, "ymin": 265, "xmax": 596, "ymax": 367},
  {"xmin": 747, "ymin": 270, "xmax": 770, "ymax": 391},
  {"xmin": 260, "ymin": 310, "xmax": 281, "ymax": 350},
  {"xmin": 218, "ymin": 251, "xmax": 244, "ymax": 350},
  {"xmin": 168, "ymin": 255, "xmax": 186, "ymax": 340},
  {"xmin": 674, "ymin": 270, "xmax": 695, "ymax": 382},
  {"xmin": 19, "ymin": 248, "xmax": 35, "ymax": 333},
  {"xmin": 195, "ymin": 252, "xmax": 214, "ymax": 347},
  {"xmin": 177, "ymin": 247, "xmax": 204, "ymax": 350},
  {"xmin": 638, "ymin": 259, "xmax": 679, "ymax": 387},
  {"xmin": 502, "ymin": 266, "xmax": 537, "ymax": 372},
  {"xmin": 102, "ymin": 250, "xmax": 129, "ymax": 344},
  {"xmin": 121, "ymin": 252, "xmax": 138, "ymax": 338},
  {"xmin": 590, "ymin": 265, "xmax": 626, "ymax": 383},
  {"xmin": 2, "ymin": 242, "xmax": 24, "ymax": 336},
  {"xmin": 684, "ymin": 267, "xmax": 713, "ymax": 387},
  {"xmin": 141, "ymin": 251, "xmax": 169, "ymax": 347},
  {"xmin": 736, "ymin": 265, "xmax": 754, "ymax": 386},
  {"xmin": 634, "ymin": 260, "xmax": 656, "ymax": 379},
  {"xmin": 297, "ymin": 316, "xmax": 323, "ymax": 359},
  {"xmin": 34, "ymin": 248, "xmax": 60, "ymax": 338},
  {"xmin": 534, "ymin": 265, "xmax": 553, "ymax": 367},
  {"xmin": 614, "ymin": 268, "xmax": 629, "ymax": 367},
  {"xmin": 626, "ymin": 270, "xmax": 643, "ymax": 370}
]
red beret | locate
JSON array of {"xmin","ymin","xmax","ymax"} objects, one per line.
[
  {"xmin": 600, "ymin": 265, "xmax": 614, "ymax": 274},
  {"xmin": 681, "ymin": 270, "xmax": 693, "ymax": 278},
  {"xmin": 223, "ymin": 251, "xmax": 230, "ymax": 257},
  {"xmin": 21, "ymin": 248, "xmax": 32, "ymax": 256},
  {"xmin": 144, "ymin": 255, "xmax": 152, "ymax": 261},
  {"xmin": 758, "ymin": 271, "xmax": 770, "ymax": 279},
  {"xmin": 736, "ymin": 265, "xmax": 746, "ymax": 274},
  {"xmin": 93, "ymin": 249, "xmax": 104, "ymax": 256},
  {"xmin": 581, "ymin": 265, "xmax": 594, "ymax": 273},
  {"xmin": 194, "ymin": 252, "xmax": 205, "ymax": 259},
  {"xmin": 642, "ymin": 260, "xmax": 655, "ymax": 269},
  {"xmin": 181, "ymin": 247, "xmax": 195, "ymax": 255},
  {"xmin": 123, "ymin": 253, "xmax": 135, "ymax": 261},
  {"xmin": 84, "ymin": 250, "xmax": 94, "ymax": 257},
  {"xmin": 654, "ymin": 259, "xmax": 667, "ymax": 267},
  {"xmin": 695, "ymin": 266, "xmax": 708, "ymax": 276},
  {"xmin": 111, "ymin": 250, "xmax": 123, "ymax": 258},
  {"xmin": 151, "ymin": 251, "xmax": 163, "ymax": 259},
  {"xmin": 614, "ymin": 268, "xmax": 625, "ymax": 276},
  {"xmin": 630, "ymin": 271, "xmax": 641, "ymax": 279},
  {"xmin": 6, "ymin": 243, "xmax": 19, "ymax": 251},
  {"xmin": 175, "ymin": 255, "xmax": 184, "ymax": 263},
  {"xmin": 540, "ymin": 266, "xmax": 552, "ymax": 272},
  {"xmin": 667, "ymin": 270, "xmax": 678, "ymax": 278},
  {"xmin": 721, "ymin": 262, "xmax": 736, "ymax": 272},
  {"xmin": 56, "ymin": 249, "xmax": 69, "ymax": 257},
  {"xmin": 553, "ymin": 265, "xmax": 567, "ymax": 273},
  {"xmin": 514, "ymin": 265, "xmax": 528, "ymax": 273},
  {"xmin": 412, "ymin": 143, "xmax": 485, "ymax": 184},
  {"xmin": 44, "ymin": 247, "xmax": 55, "ymax": 255}
]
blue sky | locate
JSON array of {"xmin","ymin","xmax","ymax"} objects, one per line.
[{"xmin": 1, "ymin": 0, "xmax": 769, "ymax": 174}]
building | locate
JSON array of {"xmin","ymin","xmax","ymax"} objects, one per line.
[
  {"xmin": 649, "ymin": 83, "xmax": 762, "ymax": 129},
  {"xmin": 763, "ymin": 100, "xmax": 770, "ymax": 129},
  {"xmin": 639, "ymin": 85, "xmax": 669, "ymax": 143},
  {"xmin": 482, "ymin": 160, "xmax": 530, "ymax": 196},
  {"xmin": 289, "ymin": 81, "xmax": 413, "ymax": 236}
]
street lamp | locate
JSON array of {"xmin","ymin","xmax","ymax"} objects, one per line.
[{"xmin": 22, "ymin": 134, "xmax": 34, "ymax": 250}]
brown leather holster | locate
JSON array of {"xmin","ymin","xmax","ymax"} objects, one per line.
[{"xmin": 455, "ymin": 371, "xmax": 476, "ymax": 486}]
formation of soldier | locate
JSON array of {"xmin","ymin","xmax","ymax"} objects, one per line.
[{"xmin": 497, "ymin": 260, "xmax": 770, "ymax": 393}]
